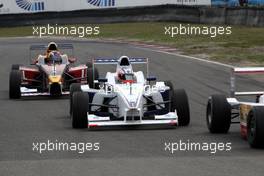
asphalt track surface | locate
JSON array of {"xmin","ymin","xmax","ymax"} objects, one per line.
[{"xmin": 0, "ymin": 38, "xmax": 264, "ymax": 176}]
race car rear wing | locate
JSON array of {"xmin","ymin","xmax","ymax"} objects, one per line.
[
  {"xmin": 30, "ymin": 43, "xmax": 74, "ymax": 50},
  {"xmin": 230, "ymin": 67, "xmax": 264, "ymax": 97},
  {"xmin": 29, "ymin": 43, "xmax": 74, "ymax": 63},
  {"xmin": 93, "ymin": 58, "xmax": 148, "ymax": 64},
  {"xmin": 92, "ymin": 57, "xmax": 149, "ymax": 76}
]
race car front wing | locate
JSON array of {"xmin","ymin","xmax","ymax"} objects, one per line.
[
  {"xmin": 87, "ymin": 111, "xmax": 178, "ymax": 128},
  {"xmin": 20, "ymin": 87, "xmax": 69, "ymax": 96}
]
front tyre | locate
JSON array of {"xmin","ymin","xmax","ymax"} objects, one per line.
[
  {"xmin": 72, "ymin": 92, "xmax": 89, "ymax": 129},
  {"xmin": 11, "ymin": 64, "xmax": 22, "ymax": 70},
  {"xmin": 247, "ymin": 107, "xmax": 264, "ymax": 148},
  {"xmin": 9, "ymin": 70, "xmax": 22, "ymax": 99},
  {"xmin": 206, "ymin": 94, "xmax": 231, "ymax": 133},
  {"xmin": 69, "ymin": 83, "xmax": 81, "ymax": 115},
  {"xmin": 172, "ymin": 89, "xmax": 190, "ymax": 126}
]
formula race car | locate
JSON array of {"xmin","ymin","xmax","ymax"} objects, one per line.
[
  {"xmin": 70, "ymin": 56, "xmax": 190, "ymax": 129},
  {"xmin": 206, "ymin": 67, "xmax": 264, "ymax": 148},
  {"xmin": 9, "ymin": 42, "xmax": 98, "ymax": 99}
]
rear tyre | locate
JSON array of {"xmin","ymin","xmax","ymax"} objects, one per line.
[
  {"xmin": 247, "ymin": 107, "xmax": 264, "ymax": 148},
  {"xmin": 206, "ymin": 94, "xmax": 231, "ymax": 133},
  {"xmin": 11, "ymin": 64, "xmax": 22, "ymax": 70},
  {"xmin": 72, "ymin": 92, "xmax": 89, "ymax": 129},
  {"xmin": 9, "ymin": 70, "xmax": 22, "ymax": 99},
  {"xmin": 69, "ymin": 83, "xmax": 81, "ymax": 115},
  {"xmin": 87, "ymin": 67, "xmax": 99, "ymax": 89},
  {"xmin": 171, "ymin": 89, "xmax": 190, "ymax": 126}
]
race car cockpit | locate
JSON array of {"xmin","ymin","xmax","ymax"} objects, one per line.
[
  {"xmin": 116, "ymin": 56, "xmax": 137, "ymax": 83},
  {"xmin": 117, "ymin": 68, "xmax": 136, "ymax": 83},
  {"xmin": 45, "ymin": 51, "xmax": 62, "ymax": 64}
]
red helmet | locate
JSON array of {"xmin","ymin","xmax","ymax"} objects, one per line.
[{"xmin": 118, "ymin": 70, "xmax": 125, "ymax": 81}]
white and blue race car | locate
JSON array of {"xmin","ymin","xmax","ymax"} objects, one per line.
[{"xmin": 70, "ymin": 56, "xmax": 190, "ymax": 129}]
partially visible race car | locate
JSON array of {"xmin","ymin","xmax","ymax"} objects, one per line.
[
  {"xmin": 206, "ymin": 67, "xmax": 264, "ymax": 148},
  {"xmin": 70, "ymin": 56, "xmax": 190, "ymax": 129},
  {"xmin": 9, "ymin": 42, "xmax": 98, "ymax": 99}
]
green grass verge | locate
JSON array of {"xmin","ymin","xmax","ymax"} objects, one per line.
[{"xmin": 0, "ymin": 22, "xmax": 264, "ymax": 65}]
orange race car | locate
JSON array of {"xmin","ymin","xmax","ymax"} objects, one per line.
[{"xmin": 9, "ymin": 42, "xmax": 98, "ymax": 98}]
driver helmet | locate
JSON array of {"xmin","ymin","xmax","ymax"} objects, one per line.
[
  {"xmin": 117, "ymin": 68, "xmax": 134, "ymax": 81},
  {"xmin": 48, "ymin": 51, "xmax": 62, "ymax": 63},
  {"xmin": 118, "ymin": 69, "xmax": 126, "ymax": 81}
]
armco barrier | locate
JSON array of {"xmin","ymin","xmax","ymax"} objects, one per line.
[{"xmin": 0, "ymin": 5, "xmax": 264, "ymax": 27}]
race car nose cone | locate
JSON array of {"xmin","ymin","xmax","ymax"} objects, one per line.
[
  {"xmin": 49, "ymin": 83, "xmax": 62, "ymax": 96},
  {"xmin": 129, "ymin": 102, "xmax": 136, "ymax": 107},
  {"xmin": 48, "ymin": 75, "xmax": 62, "ymax": 83}
]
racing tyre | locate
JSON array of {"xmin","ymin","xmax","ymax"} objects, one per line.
[
  {"xmin": 72, "ymin": 92, "xmax": 89, "ymax": 129},
  {"xmin": 247, "ymin": 107, "xmax": 264, "ymax": 148},
  {"xmin": 69, "ymin": 83, "xmax": 81, "ymax": 115},
  {"xmin": 9, "ymin": 70, "xmax": 22, "ymax": 99},
  {"xmin": 172, "ymin": 89, "xmax": 190, "ymax": 126},
  {"xmin": 11, "ymin": 64, "xmax": 22, "ymax": 70},
  {"xmin": 87, "ymin": 67, "xmax": 99, "ymax": 89},
  {"xmin": 86, "ymin": 62, "xmax": 92, "ymax": 68},
  {"xmin": 164, "ymin": 80, "xmax": 174, "ymax": 112},
  {"xmin": 206, "ymin": 94, "xmax": 231, "ymax": 133}
]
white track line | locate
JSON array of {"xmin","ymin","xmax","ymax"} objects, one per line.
[{"xmin": 134, "ymin": 46, "xmax": 234, "ymax": 68}]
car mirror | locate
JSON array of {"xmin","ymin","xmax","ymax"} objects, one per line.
[
  {"xmin": 69, "ymin": 57, "xmax": 76, "ymax": 63},
  {"xmin": 147, "ymin": 76, "xmax": 157, "ymax": 82},
  {"xmin": 98, "ymin": 78, "xmax": 108, "ymax": 83},
  {"xmin": 31, "ymin": 60, "xmax": 37, "ymax": 65}
]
